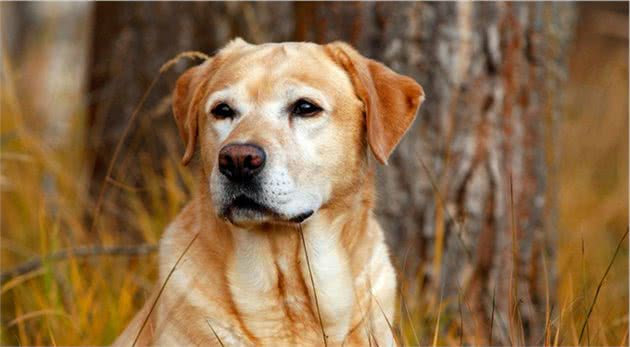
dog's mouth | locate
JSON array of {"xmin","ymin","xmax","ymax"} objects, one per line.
[
  {"xmin": 222, "ymin": 195, "xmax": 313, "ymax": 226},
  {"xmin": 288, "ymin": 210, "xmax": 313, "ymax": 223},
  {"xmin": 229, "ymin": 195, "xmax": 272, "ymax": 214}
]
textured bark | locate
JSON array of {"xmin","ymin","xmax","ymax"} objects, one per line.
[{"xmin": 89, "ymin": 2, "xmax": 575, "ymax": 344}]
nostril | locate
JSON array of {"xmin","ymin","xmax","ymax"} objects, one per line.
[
  {"xmin": 244, "ymin": 154, "xmax": 253, "ymax": 168},
  {"xmin": 219, "ymin": 154, "xmax": 231, "ymax": 167},
  {"xmin": 219, "ymin": 154, "xmax": 232, "ymax": 168},
  {"xmin": 249, "ymin": 155, "xmax": 263, "ymax": 169},
  {"xmin": 218, "ymin": 152, "xmax": 235, "ymax": 179}
]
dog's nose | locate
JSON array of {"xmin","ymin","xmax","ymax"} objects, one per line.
[{"xmin": 218, "ymin": 143, "xmax": 266, "ymax": 182}]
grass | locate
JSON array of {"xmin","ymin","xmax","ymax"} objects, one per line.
[
  {"xmin": 1, "ymin": 22, "xmax": 628, "ymax": 347},
  {"xmin": 1, "ymin": 53, "xmax": 190, "ymax": 344}
]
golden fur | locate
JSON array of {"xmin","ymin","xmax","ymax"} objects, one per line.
[{"xmin": 114, "ymin": 39, "xmax": 424, "ymax": 346}]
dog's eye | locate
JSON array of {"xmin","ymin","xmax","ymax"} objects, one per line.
[
  {"xmin": 291, "ymin": 99, "xmax": 322, "ymax": 117},
  {"xmin": 211, "ymin": 103, "xmax": 236, "ymax": 119}
]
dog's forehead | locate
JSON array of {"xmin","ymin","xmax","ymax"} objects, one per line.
[
  {"xmin": 223, "ymin": 42, "xmax": 329, "ymax": 71},
  {"xmin": 208, "ymin": 42, "xmax": 353, "ymax": 99}
]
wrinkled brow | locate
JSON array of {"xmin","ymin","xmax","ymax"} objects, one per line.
[
  {"xmin": 204, "ymin": 88, "xmax": 240, "ymax": 114},
  {"xmin": 280, "ymin": 82, "xmax": 331, "ymax": 111}
]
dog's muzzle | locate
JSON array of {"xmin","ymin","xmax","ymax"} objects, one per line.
[{"xmin": 215, "ymin": 143, "xmax": 314, "ymax": 225}]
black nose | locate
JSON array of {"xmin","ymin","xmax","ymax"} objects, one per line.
[{"xmin": 218, "ymin": 143, "xmax": 266, "ymax": 182}]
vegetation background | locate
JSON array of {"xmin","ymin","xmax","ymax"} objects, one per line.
[{"xmin": 0, "ymin": 2, "xmax": 627, "ymax": 346}]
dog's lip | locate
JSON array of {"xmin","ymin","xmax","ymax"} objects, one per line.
[
  {"xmin": 223, "ymin": 195, "xmax": 314, "ymax": 225},
  {"xmin": 229, "ymin": 195, "xmax": 272, "ymax": 213},
  {"xmin": 288, "ymin": 210, "xmax": 313, "ymax": 223}
]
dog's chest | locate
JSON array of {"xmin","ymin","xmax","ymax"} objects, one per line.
[{"xmin": 227, "ymin": 228, "xmax": 354, "ymax": 344}]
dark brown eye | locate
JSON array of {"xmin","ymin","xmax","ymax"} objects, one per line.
[
  {"xmin": 211, "ymin": 103, "xmax": 236, "ymax": 119},
  {"xmin": 291, "ymin": 99, "xmax": 322, "ymax": 117}
]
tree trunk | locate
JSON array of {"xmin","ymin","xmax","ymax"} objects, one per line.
[{"xmin": 88, "ymin": 2, "xmax": 575, "ymax": 344}]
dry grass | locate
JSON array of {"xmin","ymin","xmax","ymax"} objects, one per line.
[
  {"xmin": 1, "ymin": 10, "xmax": 628, "ymax": 346},
  {"xmin": 1, "ymin": 53, "xmax": 192, "ymax": 344},
  {"xmin": 555, "ymin": 5, "xmax": 629, "ymax": 345}
]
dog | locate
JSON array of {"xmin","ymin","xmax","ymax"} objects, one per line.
[{"xmin": 114, "ymin": 38, "xmax": 424, "ymax": 346}]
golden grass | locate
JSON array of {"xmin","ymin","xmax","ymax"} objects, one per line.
[
  {"xmin": 1, "ymin": 53, "xmax": 188, "ymax": 344},
  {"xmin": 555, "ymin": 9, "xmax": 629, "ymax": 344},
  {"xmin": 1, "ymin": 29, "xmax": 628, "ymax": 347}
]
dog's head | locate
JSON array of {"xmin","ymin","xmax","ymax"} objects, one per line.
[{"xmin": 173, "ymin": 39, "xmax": 424, "ymax": 227}]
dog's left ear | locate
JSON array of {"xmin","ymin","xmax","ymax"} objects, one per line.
[
  {"xmin": 325, "ymin": 42, "xmax": 425, "ymax": 164},
  {"xmin": 172, "ymin": 60, "xmax": 212, "ymax": 165}
]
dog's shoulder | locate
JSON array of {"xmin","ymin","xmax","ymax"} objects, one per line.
[{"xmin": 159, "ymin": 198, "xmax": 201, "ymax": 253}]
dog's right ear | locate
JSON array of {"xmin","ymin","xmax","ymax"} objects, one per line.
[{"xmin": 172, "ymin": 60, "xmax": 211, "ymax": 166}]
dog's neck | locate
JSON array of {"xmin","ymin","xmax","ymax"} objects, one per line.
[{"xmin": 188, "ymin": 170, "xmax": 383, "ymax": 344}]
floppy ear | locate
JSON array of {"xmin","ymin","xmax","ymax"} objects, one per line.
[
  {"xmin": 172, "ymin": 61, "xmax": 210, "ymax": 165},
  {"xmin": 325, "ymin": 42, "xmax": 425, "ymax": 164},
  {"xmin": 172, "ymin": 39, "xmax": 251, "ymax": 165}
]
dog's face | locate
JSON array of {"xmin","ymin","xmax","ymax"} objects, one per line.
[{"xmin": 173, "ymin": 39, "xmax": 424, "ymax": 227}]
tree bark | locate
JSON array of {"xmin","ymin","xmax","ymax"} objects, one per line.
[{"xmin": 88, "ymin": 2, "xmax": 575, "ymax": 344}]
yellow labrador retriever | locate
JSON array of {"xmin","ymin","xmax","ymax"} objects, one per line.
[{"xmin": 114, "ymin": 39, "xmax": 424, "ymax": 346}]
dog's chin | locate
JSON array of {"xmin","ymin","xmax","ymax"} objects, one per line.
[{"xmin": 219, "ymin": 195, "xmax": 314, "ymax": 227}]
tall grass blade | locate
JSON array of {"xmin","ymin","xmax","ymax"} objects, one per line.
[
  {"xmin": 398, "ymin": 244, "xmax": 419, "ymax": 346},
  {"xmin": 349, "ymin": 284, "xmax": 374, "ymax": 347},
  {"xmin": 418, "ymin": 156, "xmax": 472, "ymax": 260},
  {"xmin": 90, "ymin": 52, "xmax": 210, "ymax": 236},
  {"xmin": 489, "ymin": 284, "xmax": 496, "ymax": 346},
  {"xmin": 578, "ymin": 227, "xmax": 628, "ymax": 344},
  {"xmin": 458, "ymin": 291, "xmax": 463, "ymax": 346},
  {"xmin": 432, "ymin": 287, "xmax": 444, "ymax": 347},
  {"xmin": 206, "ymin": 319, "xmax": 226, "ymax": 347},
  {"xmin": 580, "ymin": 237, "xmax": 590, "ymax": 345},
  {"xmin": 371, "ymin": 291, "xmax": 399, "ymax": 347},
  {"xmin": 542, "ymin": 249, "xmax": 551, "ymax": 346},
  {"xmin": 132, "ymin": 233, "xmax": 199, "ymax": 347},
  {"xmin": 90, "ymin": 74, "xmax": 161, "ymax": 236},
  {"xmin": 7, "ymin": 309, "xmax": 67, "ymax": 329},
  {"xmin": 298, "ymin": 225, "xmax": 328, "ymax": 347}
]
